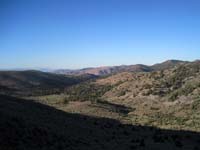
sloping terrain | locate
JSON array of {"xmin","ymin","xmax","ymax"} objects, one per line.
[
  {"xmin": 1, "ymin": 60, "xmax": 200, "ymax": 149},
  {"xmin": 63, "ymin": 60, "xmax": 200, "ymax": 131},
  {"xmin": 151, "ymin": 60, "xmax": 186, "ymax": 71},
  {"xmin": 0, "ymin": 70, "xmax": 96, "ymax": 96},
  {"xmin": 1, "ymin": 95, "xmax": 200, "ymax": 150}
]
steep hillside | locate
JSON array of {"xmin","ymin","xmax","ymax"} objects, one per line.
[
  {"xmin": 65, "ymin": 61, "xmax": 200, "ymax": 100},
  {"xmin": 63, "ymin": 60, "xmax": 200, "ymax": 131}
]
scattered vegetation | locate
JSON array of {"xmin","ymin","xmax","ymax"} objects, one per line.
[
  {"xmin": 1, "ymin": 95, "xmax": 200, "ymax": 150},
  {"xmin": 64, "ymin": 82, "xmax": 113, "ymax": 101},
  {"xmin": 1, "ymin": 60, "xmax": 200, "ymax": 149}
]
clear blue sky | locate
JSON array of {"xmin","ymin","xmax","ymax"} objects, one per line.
[{"xmin": 1, "ymin": 0, "xmax": 200, "ymax": 69}]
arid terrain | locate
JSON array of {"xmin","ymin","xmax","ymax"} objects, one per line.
[{"xmin": 1, "ymin": 60, "xmax": 200, "ymax": 149}]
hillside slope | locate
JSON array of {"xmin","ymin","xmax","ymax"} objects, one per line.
[
  {"xmin": 151, "ymin": 60, "xmax": 186, "ymax": 71},
  {"xmin": 0, "ymin": 95, "xmax": 200, "ymax": 150},
  {"xmin": 0, "ymin": 70, "xmax": 96, "ymax": 96},
  {"xmin": 65, "ymin": 60, "xmax": 200, "ymax": 103},
  {"xmin": 63, "ymin": 60, "xmax": 200, "ymax": 131}
]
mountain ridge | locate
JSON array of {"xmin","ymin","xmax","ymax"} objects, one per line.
[{"xmin": 54, "ymin": 59, "xmax": 186, "ymax": 76}]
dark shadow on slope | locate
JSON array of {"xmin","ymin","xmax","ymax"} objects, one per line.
[
  {"xmin": 0, "ymin": 95, "xmax": 200, "ymax": 150},
  {"xmin": 90, "ymin": 100, "xmax": 132, "ymax": 115}
]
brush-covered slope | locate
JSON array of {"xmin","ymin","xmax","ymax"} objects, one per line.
[
  {"xmin": 64, "ymin": 60, "xmax": 200, "ymax": 131},
  {"xmin": 1, "ymin": 95, "xmax": 200, "ymax": 150},
  {"xmin": 151, "ymin": 60, "xmax": 186, "ymax": 71},
  {"xmin": 65, "ymin": 60, "xmax": 200, "ymax": 102}
]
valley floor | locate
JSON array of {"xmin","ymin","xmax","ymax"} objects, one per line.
[{"xmin": 28, "ymin": 93, "xmax": 200, "ymax": 132}]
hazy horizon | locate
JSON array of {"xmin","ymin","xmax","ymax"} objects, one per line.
[
  {"xmin": 1, "ymin": 0, "xmax": 200, "ymax": 69},
  {"xmin": 0, "ymin": 58, "xmax": 199, "ymax": 71}
]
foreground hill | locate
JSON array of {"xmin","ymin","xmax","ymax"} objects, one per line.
[
  {"xmin": 55, "ymin": 60, "xmax": 185, "ymax": 76},
  {"xmin": 1, "ymin": 95, "xmax": 200, "ymax": 150},
  {"xmin": 0, "ymin": 70, "xmax": 96, "ymax": 96}
]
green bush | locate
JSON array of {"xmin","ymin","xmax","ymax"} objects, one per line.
[{"xmin": 169, "ymin": 91, "xmax": 179, "ymax": 101}]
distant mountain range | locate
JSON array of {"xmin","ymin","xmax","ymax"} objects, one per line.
[
  {"xmin": 54, "ymin": 60, "xmax": 186, "ymax": 76},
  {"xmin": 0, "ymin": 60, "xmax": 188, "ymax": 76}
]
